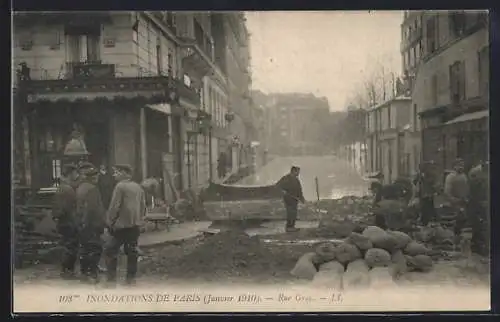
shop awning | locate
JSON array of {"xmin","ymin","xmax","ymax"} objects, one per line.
[
  {"xmin": 146, "ymin": 103, "xmax": 172, "ymax": 115},
  {"xmin": 444, "ymin": 110, "xmax": 489, "ymax": 125}
]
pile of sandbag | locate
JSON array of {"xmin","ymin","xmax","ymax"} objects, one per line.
[
  {"xmin": 290, "ymin": 225, "xmax": 434, "ymax": 290},
  {"xmin": 413, "ymin": 224, "xmax": 456, "ymax": 251}
]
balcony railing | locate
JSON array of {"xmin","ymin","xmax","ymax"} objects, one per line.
[{"xmin": 66, "ymin": 61, "xmax": 116, "ymax": 79}]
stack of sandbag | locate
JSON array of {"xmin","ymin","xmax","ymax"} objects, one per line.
[
  {"xmin": 413, "ymin": 224, "xmax": 456, "ymax": 252},
  {"xmin": 291, "ymin": 225, "xmax": 436, "ymax": 290},
  {"xmin": 403, "ymin": 241, "xmax": 433, "ymax": 272}
]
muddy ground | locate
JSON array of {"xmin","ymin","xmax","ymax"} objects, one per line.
[{"xmin": 14, "ymin": 231, "xmax": 490, "ymax": 289}]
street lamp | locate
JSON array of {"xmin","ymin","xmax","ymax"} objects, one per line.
[{"xmin": 186, "ymin": 110, "xmax": 212, "ymax": 188}]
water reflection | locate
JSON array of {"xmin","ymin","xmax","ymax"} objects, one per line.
[{"xmin": 238, "ymin": 155, "xmax": 371, "ymax": 201}]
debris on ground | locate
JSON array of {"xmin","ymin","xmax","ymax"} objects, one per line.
[{"xmin": 151, "ymin": 230, "xmax": 286, "ymax": 280}]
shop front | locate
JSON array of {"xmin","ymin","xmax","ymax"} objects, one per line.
[
  {"xmin": 16, "ymin": 75, "xmax": 200, "ymax": 192},
  {"xmin": 26, "ymin": 102, "xmax": 113, "ymax": 188}
]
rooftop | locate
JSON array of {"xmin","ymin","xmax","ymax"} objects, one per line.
[{"xmin": 367, "ymin": 95, "xmax": 412, "ymax": 112}]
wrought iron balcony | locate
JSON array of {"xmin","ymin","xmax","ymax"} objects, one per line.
[{"xmin": 66, "ymin": 61, "xmax": 116, "ymax": 79}]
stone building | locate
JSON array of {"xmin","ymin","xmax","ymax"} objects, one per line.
[
  {"xmin": 365, "ymin": 96, "xmax": 412, "ymax": 184},
  {"xmin": 260, "ymin": 93, "xmax": 331, "ymax": 156},
  {"xmin": 408, "ymin": 10, "xmax": 489, "ymax": 184},
  {"xmin": 12, "ymin": 11, "xmax": 254, "ymax": 198}
]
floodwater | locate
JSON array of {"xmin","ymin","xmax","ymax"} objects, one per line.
[{"xmin": 238, "ymin": 155, "xmax": 370, "ymax": 200}]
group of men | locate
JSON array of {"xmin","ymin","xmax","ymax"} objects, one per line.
[
  {"xmin": 52, "ymin": 162, "xmax": 147, "ymax": 286},
  {"xmin": 372, "ymin": 158, "xmax": 489, "ymax": 256}
]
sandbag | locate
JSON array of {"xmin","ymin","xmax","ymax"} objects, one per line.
[
  {"xmin": 291, "ymin": 253, "xmax": 318, "ymax": 280},
  {"xmin": 314, "ymin": 242, "xmax": 337, "ymax": 263},
  {"xmin": 363, "ymin": 226, "xmax": 399, "ymax": 252},
  {"xmin": 319, "ymin": 260, "xmax": 345, "ymax": 274},
  {"xmin": 369, "ymin": 267, "xmax": 397, "ymax": 288},
  {"xmin": 362, "ymin": 226, "xmax": 386, "ymax": 240},
  {"xmin": 433, "ymin": 226, "xmax": 455, "ymax": 243},
  {"xmin": 334, "ymin": 242, "xmax": 362, "ymax": 265},
  {"xmin": 407, "ymin": 254, "xmax": 433, "ymax": 272},
  {"xmin": 390, "ymin": 250, "xmax": 408, "ymax": 278},
  {"xmin": 312, "ymin": 270, "xmax": 343, "ymax": 290},
  {"xmin": 404, "ymin": 241, "xmax": 429, "ymax": 256},
  {"xmin": 372, "ymin": 233, "xmax": 399, "ymax": 252},
  {"xmin": 387, "ymin": 230, "xmax": 412, "ymax": 249},
  {"xmin": 414, "ymin": 226, "xmax": 435, "ymax": 243},
  {"xmin": 364, "ymin": 248, "xmax": 391, "ymax": 268},
  {"xmin": 346, "ymin": 232, "xmax": 373, "ymax": 251},
  {"xmin": 343, "ymin": 259, "xmax": 370, "ymax": 289},
  {"xmin": 319, "ymin": 219, "xmax": 356, "ymax": 238}
]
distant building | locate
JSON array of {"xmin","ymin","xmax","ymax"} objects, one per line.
[{"xmin": 259, "ymin": 93, "xmax": 330, "ymax": 156}]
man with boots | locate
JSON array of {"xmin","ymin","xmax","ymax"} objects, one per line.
[
  {"xmin": 76, "ymin": 163, "xmax": 106, "ymax": 284},
  {"xmin": 52, "ymin": 163, "xmax": 80, "ymax": 280},
  {"xmin": 105, "ymin": 164, "xmax": 146, "ymax": 286},
  {"xmin": 276, "ymin": 166, "xmax": 305, "ymax": 232}
]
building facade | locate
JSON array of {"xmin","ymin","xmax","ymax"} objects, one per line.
[
  {"xmin": 260, "ymin": 93, "xmax": 331, "ymax": 156},
  {"xmin": 400, "ymin": 10, "xmax": 426, "ymax": 176},
  {"xmin": 409, "ymin": 10, "xmax": 489, "ymax": 184},
  {"xmin": 12, "ymin": 11, "xmax": 254, "ymax": 198},
  {"xmin": 366, "ymin": 96, "xmax": 412, "ymax": 184}
]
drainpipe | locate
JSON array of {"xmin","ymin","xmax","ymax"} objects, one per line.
[
  {"xmin": 140, "ymin": 107, "xmax": 147, "ymax": 180},
  {"xmin": 208, "ymin": 128, "xmax": 213, "ymax": 182}
]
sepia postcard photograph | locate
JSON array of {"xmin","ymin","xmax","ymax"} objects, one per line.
[{"xmin": 11, "ymin": 10, "xmax": 491, "ymax": 313}]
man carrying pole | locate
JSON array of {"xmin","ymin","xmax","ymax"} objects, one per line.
[{"xmin": 276, "ymin": 166, "xmax": 306, "ymax": 232}]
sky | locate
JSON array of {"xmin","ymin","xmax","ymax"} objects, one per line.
[{"xmin": 245, "ymin": 11, "xmax": 403, "ymax": 111}]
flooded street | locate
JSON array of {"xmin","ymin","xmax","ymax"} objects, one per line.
[{"xmin": 239, "ymin": 155, "xmax": 370, "ymax": 200}]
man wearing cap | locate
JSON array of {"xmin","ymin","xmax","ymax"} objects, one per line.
[
  {"xmin": 276, "ymin": 166, "xmax": 305, "ymax": 232},
  {"xmin": 105, "ymin": 164, "xmax": 146, "ymax": 286},
  {"xmin": 52, "ymin": 163, "xmax": 80, "ymax": 280},
  {"xmin": 76, "ymin": 163, "xmax": 106, "ymax": 283},
  {"xmin": 444, "ymin": 158, "xmax": 470, "ymax": 235}
]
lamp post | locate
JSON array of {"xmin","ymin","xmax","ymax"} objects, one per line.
[{"xmin": 186, "ymin": 110, "xmax": 212, "ymax": 188}]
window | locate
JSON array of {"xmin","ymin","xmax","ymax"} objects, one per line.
[
  {"xmin": 387, "ymin": 106, "xmax": 392, "ymax": 129},
  {"xmin": 449, "ymin": 61, "xmax": 466, "ymax": 105},
  {"xmin": 412, "ymin": 46, "xmax": 417, "ymax": 65},
  {"xmin": 133, "ymin": 25, "xmax": 138, "ymax": 43},
  {"xmin": 431, "ymin": 74, "xmax": 438, "ymax": 106},
  {"xmin": 65, "ymin": 25, "xmax": 101, "ymax": 63},
  {"xmin": 167, "ymin": 50, "xmax": 174, "ymax": 76},
  {"xmin": 156, "ymin": 43, "xmax": 162, "ymax": 75},
  {"xmin": 478, "ymin": 46, "xmax": 489, "ymax": 98},
  {"xmin": 426, "ymin": 16, "xmax": 437, "ymax": 54},
  {"xmin": 413, "ymin": 104, "xmax": 418, "ymax": 131},
  {"xmin": 449, "ymin": 11, "xmax": 466, "ymax": 38}
]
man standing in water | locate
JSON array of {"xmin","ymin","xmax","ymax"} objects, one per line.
[
  {"xmin": 53, "ymin": 163, "xmax": 80, "ymax": 280},
  {"xmin": 276, "ymin": 166, "xmax": 306, "ymax": 232}
]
